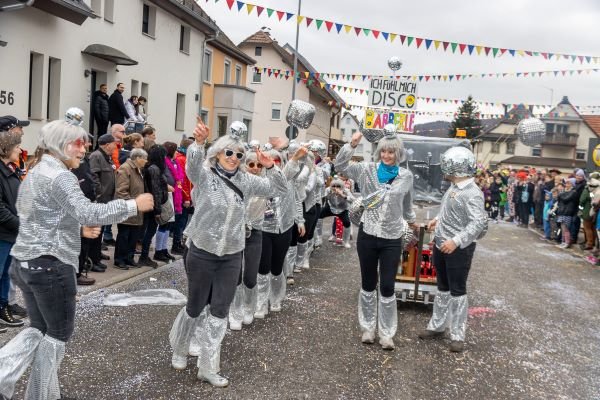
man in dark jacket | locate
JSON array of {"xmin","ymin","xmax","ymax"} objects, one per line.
[
  {"xmin": 93, "ymin": 83, "xmax": 110, "ymax": 137},
  {"xmin": 515, "ymin": 175, "xmax": 535, "ymax": 228},
  {"xmin": 108, "ymin": 82, "xmax": 130, "ymax": 126},
  {"xmin": 0, "ymin": 129, "xmax": 25, "ymax": 328},
  {"xmin": 88, "ymin": 134, "xmax": 118, "ymax": 271},
  {"xmin": 71, "ymin": 140, "xmax": 98, "ymax": 285},
  {"xmin": 571, "ymin": 169, "xmax": 587, "ymax": 244}
]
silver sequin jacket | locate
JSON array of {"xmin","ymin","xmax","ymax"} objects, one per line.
[
  {"xmin": 335, "ymin": 143, "xmax": 416, "ymax": 239},
  {"xmin": 11, "ymin": 155, "xmax": 138, "ymax": 270},
  {"xmin": 434, "ymin": 178, "xmax": 488, "ymax": 249},
  {"xmin": 262, "ymin": 160, "xmax": 303, "ymax": 234},
  {"xmin": 185, "ymin": 143, "xmax": 288, "ymax": 256}
]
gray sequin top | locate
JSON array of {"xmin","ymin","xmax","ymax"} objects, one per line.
[
  {"xmin": 184, "ymin": 143, "xmax": 288, "ymax": 256},
  {"xmin": 262, "ymin": 160, "xmax": 303, "ymax": 234},
  {"xmin": 11, "ymin": 155, "xmax": 138, "ymax": 270},
  {"xmin": 335, "ymin": 143, "xmax": 416, "ymax": 239},
  {"xmin": 434, "ymin": 178, "xmax": 488, "ymax": 248},
  {"xmin": 313, "ymin": 165, "xmax": 326, "ymax": 205}
]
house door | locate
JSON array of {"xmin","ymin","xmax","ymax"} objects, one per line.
[{"xmin": 89, "ymin": 70, "xmax": 97, "ymax": 137}]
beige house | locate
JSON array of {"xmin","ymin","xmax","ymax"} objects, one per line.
[
  {"xmin": 238, "ymin": 30, "xmax": 343, "ymax": 148},
  {"xmin": 473, "ymin": 98, "xmax": 600, "ymax": 172}
]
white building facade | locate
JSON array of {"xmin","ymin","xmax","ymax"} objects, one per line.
[
  {"xmin": 340, "ymin": 112, "xmax": 374, "ymax": 161},
  {"xmin": 0, "ymin": 0, "xmax": 216, "ymax": 151}
]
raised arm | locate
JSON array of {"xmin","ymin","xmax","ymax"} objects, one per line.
[{"xmin": 186, "ymin": 116, "xmax": 211, "ymax": 186}]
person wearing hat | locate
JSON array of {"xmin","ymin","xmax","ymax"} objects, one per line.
[
  {"xmin": 419, "ymin": 146, "xmax": 488, "ymax": 353},
  {"xmin": 335, "ymin": 129, "xmax": 416, "ymax": 351},
  {"xmin": 87, "ymin": 133, "xmax": 119, "ymax": 271},
  {"xmin": 0, "ymin": 116, "xmax": 30, "ymax": 136},
  {"xmin": 0, "ymin": 129, "xmax": 25, "ymax": 329}
]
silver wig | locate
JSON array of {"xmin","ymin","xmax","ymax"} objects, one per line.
[
  {"xmin": 374, "ymin": 135, "xmax": 406, "ymax": 166},
  {"xmin": 206, "ymin": 135, "xmax": 247, "ymax": 172},
  {"xmin": 38, "ymin": 120, "xmax": 88, "ymax": 160}
]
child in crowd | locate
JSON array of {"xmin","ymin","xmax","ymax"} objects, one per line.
[{"xmin": 543, "ymin": 190, "xmax": 554, "ymax": 240}]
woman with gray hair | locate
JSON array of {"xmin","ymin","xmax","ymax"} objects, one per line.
[
  {"xmin": 335, "ymin": 130, "xmax": 416, "ymax": 351},
  {"xmin": 169, "ymin": 118, "xmax": 287, "ymax": 388},
  {"xmin": 0, "ymin": 119, "xmax": 154, "ymax": 399},
  {"xmin": 114, "ymin": 148, "xmax": 148, "ymax": 268}
]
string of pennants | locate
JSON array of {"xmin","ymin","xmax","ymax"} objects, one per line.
[
  {"xmin": 253, "ymin": 66, "xmax": 600, "ymax": 83},
  {"xmin": 212, "ymin": 0, "xmax": 600, "ymax": 63},
  {"xmin": 253, "ymin": 67, "xmax": 600, "ymax": 110}
]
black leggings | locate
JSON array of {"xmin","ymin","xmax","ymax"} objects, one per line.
[
  {"xmin": 320, "ymin": 204, "xmax": 351, "ymax": 228},
  {"xmin": 237, "ymin": 229, "xmax": 262, "ymax": 288},
  {"xmin": 259, "ymin": 226, "xmax": 293, "ymax": 276},
  {"xmin": 356, "ymin": 226, "xmax": 402, "ymax": 297},
  {"xmin": 290, "ymin": 223, "xmax": 299, "ymax": 247},
  {"xmin": 432, "ymin": 243, "xmax": 476, "ymax": 297},
  {"xmin": 298, "ymin": 204, "xmax": 319, "ymax": 244}
]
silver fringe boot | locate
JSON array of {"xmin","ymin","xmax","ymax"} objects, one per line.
[
  {"xmin": 0, "ymin": 327, "xmax": 43, "ymax": 399},
  {"xmin": 254, "ymin": 273, "xmax": 270, "ymax": 319},
  {"xmin": 284, "ymin": 246, "xmax": 297, "ymax": 278},
  {"xmin": 378, "ymin": 294, "xmax": 398, "ymax": 350},
  {"xmin": 242, "ymin": 284, "xmax": 257, "ymax": 325},
  {"xmin": 170, "ymin": 306, "xmax": 201, "ymax": 369},
  {"xmin": 303, "ymin": 238, "xmax": 314, "ymax": 269},
  {"xmin": 358, "ymin": 289, "xmax": 377, "ymax": 344},
  {"xmin": 228, "ymin": 284, "xmax": 244, "ymax": 331},
  {"xmin": 294, "ymin": 242, "xmax": 307, "ymax": 273},
  {"xmin": 342, "ymin": 227, "xmax": 352, "ymax": 249},
  {"xmin": 314, "ymin": 219, "xmax": 323, "ymax": 248},
  {"xmin": 269, "ymin": 273, "xmax": 286, "ymax": 312},
  {"xmin": 449, "ymin": 295, "xmax": 469, "ymax": 343},
  {"xmin": 197, "ymin": 314, "xmax": 229, "ymax": 387},
  {"xmin": 25, "ymin": 335, "xmax": 65, "ymax": 400},
  {"xmin": 188, "ymin": 306, "xmax": 209, "ymax": 357},
  {"xmin": 426, "ymin": 291, "xmax": 452, "ymax": 333}
]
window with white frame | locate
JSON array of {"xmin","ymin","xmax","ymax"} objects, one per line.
[
  {"xmin": 255, "ymin": 46, "xmax": 262, "ymax": 56},
  {"xmin": 218, "ymin": 115, "xmax": 228, "ymax": 137},
  {"xmin": 224, "ymin": 60, "xmax": 231, "ymax": 84},
  {"xmin": 252, "ymin": 69, "xmax": 262, "ymax": 83},
  {"xmin": 179, "ymin": 25, "xmax": 191, "ymax": 54},
  {"xmin": 576, "ymin": 150, "xmax": 586, "ymax": 160},
  {"xmin": 47, "ymin": 57, "xmax": 61, "ymax": 121},
  {"xmin": 175, "ymin": 93, "xmax": 185, "ymax": 131},
  {"xmin": 271, "ymin": 102, "xmax": 282, "ymax": 120},
  {"xmin": 202, "ymin": 49, "xmax": 212, "ymax": 82},
  {"xmin": 28, "ymin": 52, "xmax": 44, "ymax": 119},
  {"xmin": 235, "ymin": 65, "xmax": 242, "ymax": 85},
  {"xmin": 142, "ymin": 3, "xmax": 156, "ymax": 37},
  {"xmin": 506, "ymin": 142, "xmax": 516, "ymax": 154}
]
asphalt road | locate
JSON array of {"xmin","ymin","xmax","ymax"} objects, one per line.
[{"xmin": 7, "ymin": 221, "xmax": 600, "ymax": 400}]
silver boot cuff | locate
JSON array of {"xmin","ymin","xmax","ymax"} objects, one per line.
[
  {"xmin": 284, "ymin": 246, "xmax": 297, "ymax": 277},
  {"xmin": 197, "ymin": 314, "xmax": 228, "ymax": 375},
  {"xmin": 358, "ymin": 289, "xmax": 377, "ymax": 333},
  {"xmin": 295, "ymin": 242, "xmax": 308, "ymax": 268},
  {"xmin": 269, "ymin": 273, "xmax": 286, "ymax": 309},
  {"xmin": 378, "ymin": 294, "xmax": 398, "ymax": 339},
  {"xmin": 242, "ymin": 284, "xmax": 257, "ymax": 323},
  {"xmin": 255, "ymin": 273, "xmax": 271, "ymax": 316},
  {"xmin": 228, "ymin": 284, "xmax": 244, "ymax": 328},
  {"xmin": 0, "ymin": 327, "xmax": 43, "ymax": 399},
  {"xmin": 25, "ymin": 335, "xmax": 66, "ymax": 400},
  {"xmin": 170, "ymin": 307, "xmax": 200, "ymax": 358},
  {"xmin": 449, "ymin": 295, "xmax": 469, "ymax": 342},
  {"xmin": 426, "ymin": 291, "xmax": 452, "ymax": 333}
]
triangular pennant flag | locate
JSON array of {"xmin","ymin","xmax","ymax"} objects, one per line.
[
  {"xmin": 434, "ymin": 40, "xmax": 441, "ymax": 50},
  {"xmin": 320, "ymin": 82, "xmax": 325, "ymax": 89},
  {"xmin": 390, "ymin": 33, "xmax": 397, "ymax": 42},
  {"xmin": 425, "ymin": 39, "xmax": 432, "ymax": 49},
  {"xmin": 246, "ymin": 3, "xmax": 254, "ymax": 14},
  {"xmin": 508, "ymin": 49, "xmax": 516, "ymax": 56},
  {"xmin": 362, "ymin": 28, "xmax": 371, "ymax": 36},
  {"xmin": 296, "ymin": 15, "xmax": 304, "ymax": 24},
  {"xmin": 484, "ymin": 47, "xmax": 491, "ymax": 56},
  {"xmin": 354, "ymin": 27, "xmax": 362, "ymax": 36},
  {"xmin": 286, "ymin": 12, "xmax": 294, "ymax": 21},
  {"xmin": 345, "ymin": 25, "xmax": 353, "ymax": 34},
  {"xmin": 459, "ymin": 43, "xmax": 467, "ymax": 54},
  {"xmin": 399, "ymin": 35, "xmax": 406, "ymax": 44},
  {"xmin": 335, "ymin": 23, "xmax": 343, "ymax": 33},
  {"xmin": 325, "ymin": 21, "xmax": 333, "ymax": 31},
  {"xmin": 315, "ymin": 19, "xmax": 323, "ymax": 29},
  {"xmin": 415, "ymin": 37, "xmax": 424, "ymax": 48},
  {"xmin": 475, "ymin": 45, "xmax": 483, "ymax": 55},
  {"xmin": 274, "ymin": 10, "xmax": 282, "ymax": 19},
  {"xmin": 236, "ymin": 1, "xmax": 244, "ymax": 12},
  {"xmin": 305, "ymin": 17, "xmax": 313, "ymax": 27},
  {"xmin": 256, "ymin": 6, "xmax": 264, "ymax": 16},
  {"xmin": 517, "ymin": 50, "xmax": 525, "ymax": 57},
  {"xmin": 442, "ymin": 41, "xmax": 449, "ymax": 51},
  {"xmin": 451, "ymin": 43, "xmax": 458, "ymax": 53},
  {"xmin": 407, "ymin": 36, "xmax": 414, "ymax": 46},
  {"xmin": 372, "ymin": 30, "xmax": 380, "ymax": 39},
  {"xmin": 492, "ymin": 48, "xmax": 499, "ymax": 57},
  {"xmin": 382, "ymin": 32, "xmax": 389, "ymax": 40},
  {"xmin": 304, "ymin": 71, "xmax": 309, "ymax": 79},
  {"xmin": 226, "ymin": 0, "xmax": 235, "ymax": 9},
  {"xmin": 467, "ymin": 45, "xmax": 475, "ymax": 55}
]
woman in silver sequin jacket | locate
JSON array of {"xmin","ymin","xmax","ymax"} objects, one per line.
[
  {"xmin": 0, "ymin": 119, "xmax": 153, "ymax": 399},
  {"xmin": 169, "ymin": 118, "xmax": 287, "ymax": 388},
  {"xmin": 335, "ymin": 130, "xmax": 416, "ymax": 351}
]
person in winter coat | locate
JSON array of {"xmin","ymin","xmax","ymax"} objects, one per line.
[
  {"xmin": 125, "ymin": 96, "xmax": 144, "ymax": 124},
  {"xmin": 543, "ymin": 190, "xmax": 554, "ymax": 240},
  {"xmin": 0, "ymin": 129, "xmax": 25, "ymax": 327},
  {"xmin": 173, "ymin": 139, "xmax": 193, "ymax": 248},
  {"xmin": 108, "ymin": 83, "xmax": 130, "ymax": 125},
  {"xmin": 114, "ymin": 149, "xmax": 148, "ymax": 269},
  {"xmin": 93, "ymin": 84, "xmax": 109, "ymax": 136},
  {"xmin": 579, "ymin": 177, "xmax": 599, "ymax": 250},
  {"xmin": 489, "ymin": 176, "xmax": 503, "ymax": 222},
  {"xmin": 571, "ymin": 169, "xmax": 587, "ymax": 244},
  {"xmin": 515, "ymin": 174, "xmax": 534, "ymax": 227},
  {"xmin": 118, "ymin": 133, "xmax": 144, "ymax": 166},
  {"xmin": 164, "ymin": 141, "xmax": 186, "ymax": 255},
  {"xmin": 556, "ymin": 178, "xmax": 579, "ymax": 248},
  {"xmin": 319, "ymin": 178, "xmax": 355, "ymax": 248}
]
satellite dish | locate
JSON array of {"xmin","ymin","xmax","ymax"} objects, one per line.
[{"xmin": 286, "ymin": 125, "xmax": 299, "ymax": 140}]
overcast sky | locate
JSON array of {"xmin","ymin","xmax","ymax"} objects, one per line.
[{"xmin": 197, "ymin": 0, "xmax": 600, "ymax": 123}]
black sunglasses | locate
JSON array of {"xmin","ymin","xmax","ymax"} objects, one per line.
[
  {"xmin": 224, "ymin": 149, "xmax": 244, "ymax": 160},
  {"xmin": 247, "ymin": 161, "xmax": 263, "ymax": 168}
]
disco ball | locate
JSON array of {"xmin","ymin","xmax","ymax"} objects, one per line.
[
  {"xmin": 387, "ymin": 56, "xmax": 403, "ymax": 71},
  {"xmin": 516, "ymin": 118, "xmax": 546, "ymax": 147},
  {"xmin": 229, "ymin": 121, "xmax": 247, "ymax": 140}
]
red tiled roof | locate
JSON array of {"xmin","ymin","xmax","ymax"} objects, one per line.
[
  {"xmin": 240, "ymin": 30, "xmax": 274, "ymax": 45},
  {"xmin": 581, "ymin": 115, "xmax": 600, "ymax": 137}
]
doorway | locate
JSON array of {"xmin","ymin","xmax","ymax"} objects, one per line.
[{"xmin": 89, "ymin": 69, "xmax": 108, "ymax": 147}]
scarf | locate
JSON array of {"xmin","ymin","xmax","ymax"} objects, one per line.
[
  {"xmin": 377, "ymin": 163, "xmax": 398, "ymax": 184},
  {"xmin": 215, "ymin": 162, "xmax": 238, "ymax": 179}
]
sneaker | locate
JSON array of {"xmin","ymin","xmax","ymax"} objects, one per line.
[
  {"xmin": 418, "ymin": 329, "xmax": 444, "ymax": 340},
  {"xmin": 449, "ymin": 340, "xmax": 465, "ymax": 352},
  {"xmin": 335, "ymin": 239, "xmax": 343, "ymax": 246},
  {"xmin": 77, "ymin": 275, "xmax": 96, "ymax": 285},
  {"xmin": 164, "ymin": 251, "xmax": 176, "ymax": 261},
  {"xmin": 171, "ymin": 244, "xmax": 185, "ymax": 255},
  {"xmin": 113, "ymin": 261, "xmax": 129, "ymax": 270},
  {"xmin": 286, "ymin": 277, "xmax": 295, "ymax": 285},
  {"xmin": 90, "ymin": 263, "xmax": 107, "ymax": 273},
  {"xmin": 125, "ymin": 258, "xmax": 139, "ymax": 268},
  {"xmin": 361, "ymin": 331, "xmax": 375, "ymax": 344},
  {"xmin": 379, "ymin": 336, "xmax": 395, "ymax": 350},
  {"xmin": 103, "ymin": 239, "xmax": 117, "ymax": 246},
  {"xmin": 0, "ymin": 306, "xmax": 24, "ymax": 327},
  {"xmin": 153, "ymin": 251, "xmax": 170, "ymax": 262},
  {"xmin": 138, "ymin": 256, "xmax": 159, "ymax": 268},
  {"xmin": 8, "ymin": 303, "xmax": 28, "ymax": 318},
  {"xmin": 197, "ymin": 371, "xmax": 229, "ymax": 388},
  {"xmin": 328, "ymin": 235, "xmax": 336, "ymax": 242},
  {"xmin": 343, "ymin": 242, "xmax": 351, "ymax": 249},
  {"xmin": 293, "ymin": 266, "xmax": 302, "ymax": 274}
]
